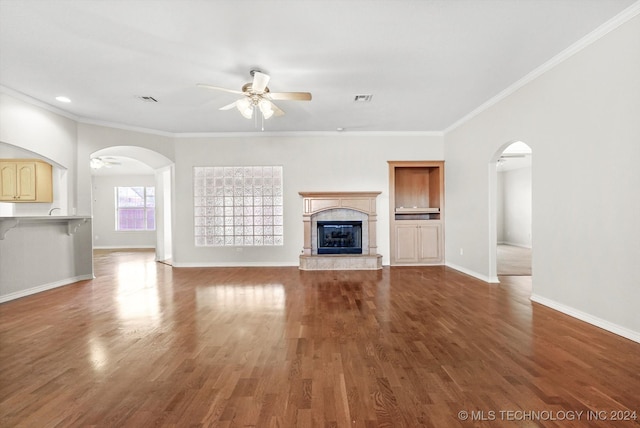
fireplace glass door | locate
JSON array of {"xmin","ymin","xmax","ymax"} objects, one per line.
[{"xmin": 317, "ymin": 221, "xmax": 362, "ymax": 254}]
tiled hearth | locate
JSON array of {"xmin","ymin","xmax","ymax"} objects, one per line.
[{"xmin": 298, "ymin": 191, "xmax": 382, "ymax": 270}]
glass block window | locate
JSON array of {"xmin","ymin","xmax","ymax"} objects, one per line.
[
  {"xmin": 194, "ymin": 166, "xmax": 283, "ymax": 246},
  {"xmin": 115, "ymin": 187, "xmax": 155, "ymax": 231}
]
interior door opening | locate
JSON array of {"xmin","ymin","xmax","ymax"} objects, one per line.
[{"xmin": 489, "ymin": 141, "xmax": 532, "ymax": 281}]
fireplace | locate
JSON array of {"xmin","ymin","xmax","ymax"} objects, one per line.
[
  {"xmin": 317, "ymin": 221, "xmax": 362, "ymax": 254},
  {"xmin": 299, "ymin": 191, "xmax": 382, "ymax": 270}
]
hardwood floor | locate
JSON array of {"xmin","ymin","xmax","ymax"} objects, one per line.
[
  {"xmin": 497, "ymin": 244, "xmax": 532, "ymax": 276},
  {"xmin": 1, "ymin": 250, "xmax": 639, "ymax": 427}
]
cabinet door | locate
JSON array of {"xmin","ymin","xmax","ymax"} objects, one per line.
[
  {"xmin": 0, "ymin": 163, "xmax": 17, "ymax": 201},
  {"xmin": 418, "ymin": 223, "xmax": 442, "ymax": 263},
  {"xmin": 15, "ymin": 162, "xmax": 37, "ymax": 200},
  {"xmin": 394, "ymin": 224, "xmax": 419, "ymax": 263}
]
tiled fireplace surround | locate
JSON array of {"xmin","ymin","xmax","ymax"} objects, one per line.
[{"xmin": 299, "ymin": 191, "xmax": 382, "ymax": 270}]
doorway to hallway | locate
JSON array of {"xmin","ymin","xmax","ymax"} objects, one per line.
[
  {"xmin": 497, "ymin": 244, "xmax": 531, "ymax": 275},
  {"xmin": 492, "ymin": 141, "xmax": 532, "ymax": 278}
]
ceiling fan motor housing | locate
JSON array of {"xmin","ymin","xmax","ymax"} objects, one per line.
[{"xmin": 242, "ymin": 83, "xmax": 270, "ymax": 94}]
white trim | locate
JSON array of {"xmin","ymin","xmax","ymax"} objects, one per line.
[
  {"xmin": 0, "ymin": 274, "xmax": 93, "ymax": 303},
  {"xmin": 445, "ymin": 262, "xmax": 500, "ymax": 283},
  {"xmin": 531, "ymin": 294, "xmax": 640, "ymax": 344},
  {"xmin": 172, "ymin": 130, "xmax": 444, "ymax": 138},
  {"xmin": 93, "ymin": 245, "xmax": 155, "ymax": 249},
  {"xmin": 78, "ymin": 118, "xmax": 174, "ymax": 137},
  {"xmin": 172, "ymin": 261, "xmax": 298, "ymax": 268},
  {"xmin": 0, "ymin": 85, "xmax": 80, "ymax": 122},
  {"xmin": 499, "ymin": 242, "xmax": 532, "ymax": 249},
  {"xmin": 444, "ymin": 1, "xmax": 640, "ymax": 134}
]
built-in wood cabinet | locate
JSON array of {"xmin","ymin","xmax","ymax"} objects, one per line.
[
  {"xmin": 0, "ymin": 159, "xmax": 53, "ymax": 202},
  {"xmin": 393, "ymin": 222, "xmax": 442, "ymax": 264},
  {"xmin": 389, "ymin": 161, "xmax": 444, "ymax": 265}
]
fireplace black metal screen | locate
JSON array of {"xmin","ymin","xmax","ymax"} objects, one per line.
[{"xmin": 317, "ymin": 221, "xmax": 362, "ymax": 254}]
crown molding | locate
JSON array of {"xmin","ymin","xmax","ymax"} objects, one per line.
[
  {"xmin": 176, "ymin": 130, "xmax": 444, "ymax": 138},
  {"xmin": 0, "ymin": 85, "xmax": 80, "ymax": 122},
  {"xmin": 443, "ymin": 1, "xmax": 640, "ymax": 135},
  {"xmin": 77, "ymin": 118, "xmax": 175, "ymax": 138},
  {"xmin": 1, "ymin": 85, "xmax": 443, "ymax": 138},
  {"xmin": 0, "ymin": 85, "xmax": 174, "ymax": 137}
]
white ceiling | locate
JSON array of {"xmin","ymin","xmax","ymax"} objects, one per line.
[{"xmin": 0, "ymin": 0, "xmax": 636, "ymax": 134}]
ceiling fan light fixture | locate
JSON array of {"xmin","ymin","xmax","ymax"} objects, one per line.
[
  {"xmin": 90, "ymin": 158, "xmax": 103, "ymax": 169},
  {"xmin": 236, "ymin": 97, "xmax": 253, "ymax": 119},
  {"xmin": 258, "ymin": 99, "xmax": 274, "ymax": 119}
]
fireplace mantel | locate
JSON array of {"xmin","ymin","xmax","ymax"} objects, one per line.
[
  {"xmin": 298, "ymin": 191, "xmax": 381, "ymax": 216},
  {"xmin": 299, "ymin": 191, "xmax": 382, "ymax": 270}
]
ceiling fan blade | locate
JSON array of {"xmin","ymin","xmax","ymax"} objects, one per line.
[
  {"xmin": 266, "ymin": 92, "xmax": 312, "ymax": 101},
  {"xmin": 252, "ymin": 71, "xmax": 270, "ymax": 93},
  {"xmin": 219, "ymin": 100, "xmax": 239, "ymax": 110},
  {"xmin": 270, "ymin": 102, "xmax": 285, "ymax": 117},
  {"xmin": 500, "ymin": 153, "xmax": 528, "ymax": 158},
  {"xmin": 197, "ymin": 83, "xmax": 245, "ymax": 95}
]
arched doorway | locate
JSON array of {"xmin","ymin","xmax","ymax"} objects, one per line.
[
  {"xmin": 89, "ymin": 146, "xmax": 173, "ymax": 263},
  {"xmin": 488, "ymin": 141, "xmax": 532, "ymax": 281}
]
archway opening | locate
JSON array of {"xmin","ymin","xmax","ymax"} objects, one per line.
[
  {"xmin": 89, "ymin": 146, "xmax": 173, "ymax": 263},
  {"xmin": 489, "ymin": 141, "xmax": 532, "ymax": 281}
]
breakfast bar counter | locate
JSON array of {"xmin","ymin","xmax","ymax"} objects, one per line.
[{"xmin": 0, "ymin": 216, "xmax": 93, "ymax": 302}]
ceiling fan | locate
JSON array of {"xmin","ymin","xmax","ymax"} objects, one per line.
[
  {"xmin": 90, "ymin": 156, "xmax": 122, "ymax": 169},
  {"xmin": 197, "ymin": 69, "xmax": 312, "ymax": 120}
]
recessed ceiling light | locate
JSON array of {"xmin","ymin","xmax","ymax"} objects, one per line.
[{"xmin": 55, "ymin": 96, "xmax": 71, "ymax": 103}]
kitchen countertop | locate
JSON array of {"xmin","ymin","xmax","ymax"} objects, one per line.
[
  {"xmin": 0, "ymin": 215, "xmax": 91, "ymax": 220},
  {"xmin": 0, "ymin": 216, "xmax": 91, "ymax": 239}
]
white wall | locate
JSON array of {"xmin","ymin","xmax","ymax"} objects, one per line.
[
  {"xmin": 496, "ymin": 172, "xmax": 505, "ymax": 243},
  {"xmin": 76, "ymin": 123, "xmax": 174, "ymax": 215},
  {"xmin": 499, "ymin": 166, "xmax": 532, "ymax": 247},
  {"xmin": 92, "ymin": 174, "xmax": 156, "ymax": 249},
  {"xmin": 173, "ymin": 135, "xmax": 444, "ymax": 266},
  {"xmin": 155, "ymin": 167, "xmax": 173, "ymax": 261},
  {"xmin": 0, "ymin": 218, "xmax": 93, "ymax": 302},
  {"xmin": 0, "ymin": 93, "xmax": 76, "ymax": 169},
  {"xmin": 445, "ymin": 15, "xmax": 640, "ymax": 339},
  {"xmin": 0, "ymin": 94, "xmax": 77, "ymax": 214}
]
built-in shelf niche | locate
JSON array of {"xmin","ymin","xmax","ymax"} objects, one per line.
[
  {"xmin": 393, "ymin": 164, "xmax": 442, "ymax": 220},
  {"xmin": 389, "ymin": 161, "xmax": 445, "ymax": 265}
]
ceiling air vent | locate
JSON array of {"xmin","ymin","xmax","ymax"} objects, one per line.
[
  {"xmin": 137, "ymin": 96, "xmax": 158, "ymax": 103},
  {"xmin": 353, "ymin": 94, "xmax": 373, "ymax": 103}
]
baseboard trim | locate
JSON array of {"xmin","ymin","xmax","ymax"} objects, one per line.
[
  {"xmin": 93, "ymin": 245, "xmax": 155, "ymax": 249},
  {"xmin": 0, "ymin": 274, "xmax": 94, "ymax": 303},
  {"xmin": 499, "ymin": 242, "xmax": 532, "ymax": 249},
  {"xmin": 445, "ymin": 262, "xmax": 500, "ymax": 283},
  {"xmin": 172, "ymin": 261, "xmax": 298, "ymax": 268},
  {"xmin": 530, "ymin": 294, "xmax": 640, "ymax": 344}
]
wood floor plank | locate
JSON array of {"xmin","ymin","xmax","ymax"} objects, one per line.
[{"xmin": 1, "ymin": 250, "xmax": 639, "ymax": 427}]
